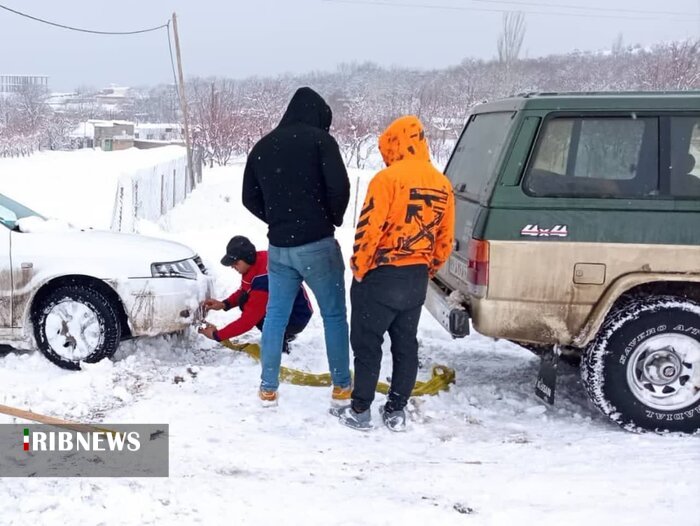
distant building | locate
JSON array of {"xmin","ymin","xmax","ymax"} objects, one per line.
[
  {"xmin": 134, "ymin": 123, "xmax": 183, "ymax": 142},
  {"xmin": 93, "ymin": 121, "xmax": 134, "ymax": 151},
  {"xmin": 47, "ymin": 91, "xmax": 88, "ymax": 111},
  {"xmin": 0, "ymin": 74, "xmax": 49, "ymax": 95},
  {"xmin": 96, "ymin": 86, "xmax": 133, "ymax": 105}
]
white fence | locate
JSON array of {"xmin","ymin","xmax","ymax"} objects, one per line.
[{"xmin": 111, "ymin": 152, "xmax": 192, "ymax": 232}]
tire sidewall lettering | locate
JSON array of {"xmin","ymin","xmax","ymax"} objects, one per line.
[
  {"xmin": 584, "ymin": 298, "xmax": 700, "ymax": 433},
  {"xmin": 620, "ymin": 325, "xmax": 668, "ymax": 365},
  {"xmin": 645, "ymin": 407, "xmax": 700, "ymax": 421}
]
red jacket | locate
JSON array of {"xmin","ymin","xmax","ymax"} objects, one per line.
[{"xmin": 214, "ymin": 251, "xmax": 312, "ymax": 341}]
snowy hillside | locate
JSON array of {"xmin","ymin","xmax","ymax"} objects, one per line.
[{"xmin": 0, "ymin": 160, "xmax": 698, "ymax": 525}]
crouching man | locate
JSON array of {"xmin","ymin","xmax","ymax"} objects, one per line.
[{"xmin": 199, "ymin": 236, "xmax": 313, "ymax": 354}]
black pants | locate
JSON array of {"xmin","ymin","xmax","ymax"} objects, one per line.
[
  {"xmin": 256, "ymin": 320, "xmax": 307, "ymax": 354},
  {"xmin": 350, "ymin": 264, "xmax": 429, "ymax": 413}
]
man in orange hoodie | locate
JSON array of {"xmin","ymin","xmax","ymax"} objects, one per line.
[{"xmin": 332, "ymin": 115, "xmax": 455, "ymax": 431}]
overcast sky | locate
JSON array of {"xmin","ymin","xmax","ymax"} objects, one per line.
[{"xmin": 0, "ymin": 0, "xmax": 698, "ymax": 91}]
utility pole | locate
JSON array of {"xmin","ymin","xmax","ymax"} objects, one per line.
[{"xmin": 171, "ymin": 12, "xmax": 195, "ymax": 189}]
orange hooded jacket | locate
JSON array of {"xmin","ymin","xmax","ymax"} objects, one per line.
[{"xmin": 350, "ymin": 116, "xmax": 455, "ymax": 281}]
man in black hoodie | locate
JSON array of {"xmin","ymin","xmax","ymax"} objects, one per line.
[{"xmin": 242, "ymin": 87, "xmax": 352, "ymax": 406}]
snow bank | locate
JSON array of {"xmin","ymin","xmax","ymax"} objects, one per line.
[
  {"xmin": 0, "ymin": 146, "xmax": 188, "ymax": 231},
  {"xmin": 16, "ymin": 216, "xmax": 74, "ymax": 233}
]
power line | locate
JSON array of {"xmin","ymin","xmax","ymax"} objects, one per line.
[
  {"xmin": 468, "ymin": 0, "xmax": 697, "ymax": 17},
  {"xmin": 0, "ymin": 2, "xmax": 168, "ymax": 34},
  {"xmin": 322, "ymin": 0, "xmax": 696, "ymax": 20},
  {"xmin": 1, "ymin": 1, "xmax": 183, "ymax": 120}
]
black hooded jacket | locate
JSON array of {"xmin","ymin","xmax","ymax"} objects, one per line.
[{"xmin": 242, "ymin": 87, "xmax": 350, "ymax": 247}]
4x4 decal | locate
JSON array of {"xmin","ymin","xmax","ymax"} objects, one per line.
[{"xmin": 520, "ymin": 224, "xmax": 568, "ymax": 238}]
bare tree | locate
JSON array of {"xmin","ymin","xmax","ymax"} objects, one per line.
[
  {"xmin": 497, "ymin": 11, "xmax": 526, "ymax": 94},
  {"xmin": 612, "ymin": 33, "xmax": 625, "ymax": 56},
  {"xmin": 336, "ymin": 92, "xmax": 378, "ymax": 169},
  {"xmin": 8, "ymin": 84, "xmax": 50, "ymax": 135},
  {"xmin": 189, "ymin": 78, "xmax": 244, "ymax": 167},
  {"xmin": 132, "ymin": 84, "xmax": 179, "ymax": 123},
  {"xmin": 0, "ymin": 84, "xmax": 50, "ymax": 156},
  {"xmin": 41, "ymin": 111, "xmax": 77, "ymax": 151},
  {"xmin": 241, "ymin": 77, "xmax": 292, "ymax": 146},
  {"xmin": 497, "ymin": 12, "xmax": 526, "ymax": 65},
  {"xmin": 634, "ymin": 40, "xmax": 700, "ymax": 91}
]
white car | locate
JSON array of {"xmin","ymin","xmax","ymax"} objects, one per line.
[{"xmin": 0, "ymin": 193, "xmax": 211, "ymax": 369}]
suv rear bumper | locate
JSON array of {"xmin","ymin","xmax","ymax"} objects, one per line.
[{"xmin": 424, "ymin": 279, "xmax": 470, "ymax": 338}]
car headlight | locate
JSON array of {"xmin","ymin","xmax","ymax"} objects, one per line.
[{"xmin": 151, "ymin": 259, "xmax": 197, "ymax": 280}]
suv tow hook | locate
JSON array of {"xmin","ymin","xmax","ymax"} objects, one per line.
[{"xmin": 535, "ymin": 345, "xmax": 561, "ymax": 405}]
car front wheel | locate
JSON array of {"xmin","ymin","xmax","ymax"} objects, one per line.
[{"xmin": 32, "ymin": 285, "xmax": 121, "ymax": 370}]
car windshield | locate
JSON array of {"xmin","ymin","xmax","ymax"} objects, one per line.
[{"xmin": 0, "ymin": 193, "xmax": 45, "ymax": 230}]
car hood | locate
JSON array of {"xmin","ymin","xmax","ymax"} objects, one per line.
[{"xmin": 10, "ymin": 229, "xmax": 196, "ymax": 279}]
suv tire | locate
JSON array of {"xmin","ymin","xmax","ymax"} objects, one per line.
[
  {"xmin": 581, "ymin": 295, "xmax": 700, "ymax": 433},
  {"xmin": 32, "ymin": 285, "xmax": 121, "ymax": 370}
]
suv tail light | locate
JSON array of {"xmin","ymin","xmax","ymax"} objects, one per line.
[{"xmin": 467, "ymin": 238, "xmax": 489, "ymax": 298}]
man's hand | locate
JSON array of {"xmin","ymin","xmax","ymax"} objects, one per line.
[
  {"xmin": 202, "ymin": 299, "xmax": 225, "ymax": 312},
  {"xmin": 198, "ymin": 322, "xmax": 218, "ymax": 340}
]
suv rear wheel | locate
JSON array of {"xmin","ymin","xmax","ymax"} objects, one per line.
[
  {"xmin": 581, "ymin": 296, "xmax": 700, "ymax": 433},
  {"xmin": 32, "ymin": 285, "xmax": 122, "ymax": 370}
]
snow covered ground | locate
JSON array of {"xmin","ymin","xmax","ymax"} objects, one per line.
[{"xmin": 0, "ymin": 159, "xmax": 698, "ymax": 525}]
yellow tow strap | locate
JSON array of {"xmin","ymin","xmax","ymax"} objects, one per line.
[{"xmin": 219, "ymin": 339, "xmax": 455, "ymax": 396}]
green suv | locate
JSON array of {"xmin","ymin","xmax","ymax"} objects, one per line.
[{"xmin": 426, "ymin": 92, "xmax": 700, "ymax": 433}]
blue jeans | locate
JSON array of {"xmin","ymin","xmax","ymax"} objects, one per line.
[{"xmin": 261, "ymin": 236, "xmax": 351, "ymax": 391}]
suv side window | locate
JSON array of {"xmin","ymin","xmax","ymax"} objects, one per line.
[
  {"xmin": 446, "ymin": 112, "xmax": 515, "ymax": 200},
  {"xmin": 524, "ymin": 116, "xmax": 659, "ymax": 198},
  {"xmin": 669, "ymin": 116, "xmax": 700, "ymax": 198}
]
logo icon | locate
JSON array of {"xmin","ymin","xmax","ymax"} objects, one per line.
[{"xmin": 520, "ymin": 224, "xmax": 568, "ymax": 238}]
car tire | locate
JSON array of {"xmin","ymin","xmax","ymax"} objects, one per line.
[
  {"xmin": 581, "ymin": 295, "xmax": 700, "ymax": 433},
  {"xmin": 32, "ymin": 285, "xmax": 122, "ymax": 370}
]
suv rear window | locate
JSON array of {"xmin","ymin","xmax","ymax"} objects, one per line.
[
  {"xmin": 446, "ymin": 112, "xmax": 515, "ymax": 200},
  {"xmin": 524, "ymin": 116, "xmax": 659, "ymax": 198}
]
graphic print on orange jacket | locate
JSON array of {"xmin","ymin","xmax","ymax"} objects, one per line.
[{"xmin": 350, "ymin": 115, "xmax": 455, "ymax": 280}]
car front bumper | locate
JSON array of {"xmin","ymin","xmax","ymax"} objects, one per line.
[{"xmin": 115, "ymin": 274, "xmax": 212, "ymax": 337}]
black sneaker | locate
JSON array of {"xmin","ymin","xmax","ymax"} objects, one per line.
[
  {"xmin": 330, "ymin": 405, "xmax": 372, "ymax": 431},
  {"xmin": 380, "ymin": 404, "xmax": 406, "ymax": 432}
]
